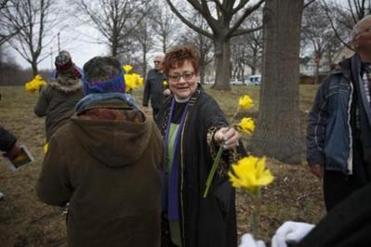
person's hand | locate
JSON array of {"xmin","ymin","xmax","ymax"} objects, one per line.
[
  {"xmin": 214, "ymin": 127, "xmax": 240, "ymax": 150},
  {"xmin": 163, "ymin": 89, "xmax": 171, "ymax": 96},
  {"xmin": 271, "ymin": 221, "xmax": 315, "ymax": 247},
  {"xmin": 4, "ymin": 142, "xmax": 21, "ymax": 160},
  {"xmin": 309, "ymin": 164, "xmax": 324, "ymax": 178},
  {"xmin": 239, "ymin": 233, "xmax": 266, "ymax": 247}
]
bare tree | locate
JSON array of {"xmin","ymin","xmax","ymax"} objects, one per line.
[
  {"xmin": 0, "ymin": 0, "xmax": 21, "ymax": 46},
  {"xmin": 322, "ymin": 0, "xmax": 370, "ymax": 47},
  {"xmin": 231, "ymin": 14, "xmax": 263, "ymax": 81},
  {"xmin": 133, "ymin": 18, "xmax": 154, "ymax": 76},
  {"xmin": 302, "ymin": 1, "xmax": 343, "ymax": 83},
  {"xmin": 151, "ymin": 2, "xmax": 180, "ymax": 53},
  {"xmin": 74, "ymin": 0, "xmax": 151, "ymax": 57},
  {"xmin": 166, "ymin": 0, "xmax": 264, "ymax": 90},
  {"xmin": 3, "ymin": 0, "xmax": 56, "ymax": 76},
  {"xmin": 252, "ymin": 0, "xmax": 304, "ymax": 164},
  {"xmin": 178, "ymin": 14, "xmax": 214, "ymax": 85}
]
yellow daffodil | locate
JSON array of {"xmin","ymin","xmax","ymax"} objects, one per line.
[
  {"xmin": 238, "ymin": 95, "xmax": 254, "ymax": 110},
  {"xmin": 43, "ymin": 143, "xmax": 48, "ymax": 154},
  {"xmin": 238, "ymin": 117, "xmax": 255, "ymax": 135},
  {"xmin": 25, "ymin": 74, "xmax": 46, "ymax": 93},
  {"xmin": 122, "ymin": 64, "xmax": 133, "ymax": 73},
  {"xmin": 124, "ymin": 73, "xmax": 144, "ymax": 92},
  {"xmin": 228, "ymin": 156, "xmax": 273, "ymax": 195},
  {"xmin": 163, "ymin": 80, "xmax": 168, "ymax": 87}
]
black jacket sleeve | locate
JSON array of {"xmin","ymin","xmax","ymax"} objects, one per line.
[
  {"xmin": 0, "ymin": 126, "xmax": 17, "ymax": 153},
  {"xmin": 297, "ymin": 183, "xmax": 371, "ymax": 247}
]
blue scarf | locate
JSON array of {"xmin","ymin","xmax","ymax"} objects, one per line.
[
  {"xmin": 164, "ymin": 99, "xmax": 189, "ymax": 221},
  {"xmin": 83, "ymin": 72, "xmax": 125, "ymax": 95},
  {"xmin": 75, "ymin": 92, "xmax": 138, "ymax": 113}
]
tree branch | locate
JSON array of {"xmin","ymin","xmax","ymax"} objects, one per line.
[
  {"xmin": 165, "ymin": 0, "xmax": 213, "ymax": 39},
  {"xmin": 227, "ymin": 0, "xmax": 264, "ymax": 38}
]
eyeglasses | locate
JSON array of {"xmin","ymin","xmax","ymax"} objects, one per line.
[
  {"xmin": 168, "ymin": 72, "xmax": 195, "ymax": 82},
  {"xmin": 154, "ymin": 61, "xmax": 161, "ymax": 64}
]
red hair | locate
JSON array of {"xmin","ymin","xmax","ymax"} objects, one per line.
[{"xmin": 163, "ymin": 46, "xmax": 199, "ymax": 76}]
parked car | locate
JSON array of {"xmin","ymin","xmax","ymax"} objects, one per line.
[
  {"xmin": 246, "ymin": 74, "xmax": 262, "ymax": 85},
  {"xmin": 230, "ymin": 78, "xmax": 244, "ymax": 85}
]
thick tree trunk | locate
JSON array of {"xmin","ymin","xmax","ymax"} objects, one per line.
[
  {"xmin": 252, "ymin": 0, "xmax": 304, "ymax": 164},
  {"xmin": 213, "ymin": 38, "xmax": 231, "ymax": 90}
]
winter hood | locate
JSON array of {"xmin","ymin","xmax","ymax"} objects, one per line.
[{"xmin": 69, "ymin": 111, "xmax": 154, "ymax": 168}]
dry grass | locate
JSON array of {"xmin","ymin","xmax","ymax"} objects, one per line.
[{"xmin": 0, "ymin": 85, "xmax": 324, "ymax": 246}]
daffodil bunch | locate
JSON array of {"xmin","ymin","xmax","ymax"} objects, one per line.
[
  {"xmin": 204, "ymin": 94, "xmax": 256, "ymax": 198},
  {"xmin": 25, "ymin": 74, "xmax": 46, "ymax": 93},
  {"xmin": 229, "ymin": 156, "xmax": 273, "ymax": 237},
  {"xmin": 122, "ymin": 65, "xmax": 144, "ymax": 93}
]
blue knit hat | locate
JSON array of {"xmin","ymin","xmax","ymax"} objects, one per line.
[{"xmin": 82, "ymin": 56, "xmax": 125, "ymax": 95}]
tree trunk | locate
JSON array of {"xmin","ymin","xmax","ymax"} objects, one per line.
[
  {"xmin": 200, "ymin": 63, "xmax": 205, "ymax": 84},
  {"xmin": 31, "ymin": 60, "xmax": 38, "ymax": 76},
  {"xmin": 212, "ymin": 38, "xmax": 231, "ymax": 90},
  {"xmin": 142, "ymin": 45, "xmax": 147, "ymax": 77},
  {"xmin": 252, "ymin": 0, "xmax": 304, "ymax": 164},
  {"xmin": 314, "ymin": 59, "xmax": 320, "ymax": 84}
]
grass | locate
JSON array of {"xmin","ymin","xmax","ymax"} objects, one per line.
[{"xmin": 0, "ymin": 84, "xmax": 324, "ymax": 246}]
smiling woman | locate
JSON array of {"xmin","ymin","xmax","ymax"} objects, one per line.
[{"xmin": 156, "ymin": 46, "xmax": 244, "ymax": 247}]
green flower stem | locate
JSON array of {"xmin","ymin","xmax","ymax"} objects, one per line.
[
  {"xmin": 203, "ymin": 146, "xmax": 224, "ymax": 198},
  {"xmin": 251, "ymin": 189, "xmax": 261, "ymax": 237}
]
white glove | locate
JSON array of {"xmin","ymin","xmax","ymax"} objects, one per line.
[
  {"xmin": 239, "ymin": 233, "xmax": 266, "ymax": 247},
  {"xmin": 271, "ymin": 221, "xmax": 315, "ymax": 247}
]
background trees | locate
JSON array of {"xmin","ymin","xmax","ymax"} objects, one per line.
[
  {"xmin": 165, "ymin": 0, "xmax": 264, "ymax": 90},
  {"xmin": 2, "ymin": 0, "xmax": 57, "ymax": 75}
]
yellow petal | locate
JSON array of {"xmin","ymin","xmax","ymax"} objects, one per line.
[{"xmin": 238, "ymin": 95, "xmax": 254, "ymax": 110}]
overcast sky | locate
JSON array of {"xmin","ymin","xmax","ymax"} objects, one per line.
[
  {"xmin": 11, "ymin": 21, "xmax": 108, "ymax": 70},
  {"xmin": 10, "ymin": 0, "xmax": 351, "ymax": 71}
]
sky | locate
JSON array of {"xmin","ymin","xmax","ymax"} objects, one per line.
[
  {"xmin": 11, "ymin": 22, "xmax": 108, "ymax": 70},
  {"xmin": 10, "ymin": 0, "xmax": 352, "ymax": 71}
]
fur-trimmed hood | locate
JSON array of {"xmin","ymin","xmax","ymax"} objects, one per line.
[{"xmin": 49, "ymin": 75, "xmax": 82, "ymax": 93}]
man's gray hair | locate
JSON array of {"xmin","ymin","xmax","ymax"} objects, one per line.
[
  {"xmin": 83, "ymin": 56, "xmax": 121, "ymax": 82},
  {"xmin": 153, "ymin": 52, "xmax": 165, "ymax": 59}
]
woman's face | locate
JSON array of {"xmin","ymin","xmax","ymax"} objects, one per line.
[{"xmin": 168, "ymin": 60, "xmax": 198, "ymax": 100}]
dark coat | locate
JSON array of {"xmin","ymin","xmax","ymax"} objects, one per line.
[
  {"xmin": 34, "ymin": 76, "xmax": 83, "ymax": 141},
  {"xmin": 156, "ymin": 88, "xmax": 237, "ymax": 247},
  {"xmin": 143, "ymin": 69, "xmax": 166, "ymax": 110},
  {"xmin": 37, "ymin": 99, "xmax": 163, "ymax": 247},
  {"xmin": 297, "ymin": 182, "xmax": 371, "ymax": 247}
]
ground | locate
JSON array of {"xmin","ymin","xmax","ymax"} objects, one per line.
[{"xmin": 0, "ymin": 85, "xmax": 324, "ymax": 246}]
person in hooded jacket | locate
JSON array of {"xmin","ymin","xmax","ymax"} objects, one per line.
[
  {"xmin": 36, "ymin": 56, "xmax": 163, "ymax": 247},
  {"xmin": 34, "ymin": 50, "xmax": 84, "ymax": 141}
]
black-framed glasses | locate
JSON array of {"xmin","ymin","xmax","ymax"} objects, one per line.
[
  {"xmin": 168, "ymin": 72, "xmax": 195, "ymax": 82},
  {"xmin": 154, "ymin": 61, "xmax": 161, "ymax": 64}
]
